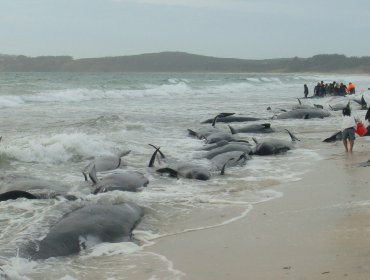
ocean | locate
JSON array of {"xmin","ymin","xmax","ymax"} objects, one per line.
[{"xmin": 0, "ymin": 72, "xmax": 369, "ymax": 279}]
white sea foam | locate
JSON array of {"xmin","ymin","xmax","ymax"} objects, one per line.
[
  {"xmin": 0, "ymin": 95, "xmax": 25, "ymax": 108},
  {"xmin": 0, "ymin": 132, "xmax": 117, "ymax": 163}
]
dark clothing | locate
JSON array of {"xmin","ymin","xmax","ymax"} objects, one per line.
[
  {"xmin": 304, "ymin": 85, "xmax": 309, "ymax": 98},
  {"xmin": 365, "ymin": 107, "xmax": 370, "ymax": 122}
]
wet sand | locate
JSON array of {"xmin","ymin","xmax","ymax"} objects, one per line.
[{"xmin": 144, "ymin": 140, "xmax": 370, "ymax": 279}]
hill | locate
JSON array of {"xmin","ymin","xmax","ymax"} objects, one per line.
[{"xmin": 0, "ymin": 52, "xmax": 370, "ymax": 73}]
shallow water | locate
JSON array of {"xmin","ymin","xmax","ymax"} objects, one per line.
[{"xmin": 0, "ymin": 72, "xmax": 370, "ymax": 279}]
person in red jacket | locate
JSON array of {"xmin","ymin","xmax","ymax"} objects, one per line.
[{"xmin": 347, "ymin": 82, "xmax": 356, "ymax": 94}]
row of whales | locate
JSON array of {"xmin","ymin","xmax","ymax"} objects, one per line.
[{"xmin": 2, "ymin": 94, "xmax": 370, "ymax": 265}]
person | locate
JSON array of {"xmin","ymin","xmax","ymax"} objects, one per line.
[
  {"xmin": 347, "ymin": 82, "xmax": 356, "ymax": 94},
  {"xmin": 314, "ymin": 82, "xmax": 321, "ymax": 96},
  {"xmin": 304, "ymin": 84, "xmax": 309, "ymax": 98},
  {"xmin": 341, "ymin": 107, "xmax": 357, "ymax": 153},
  {"xmin": 365, "ymin": 106, "xmax": 370, "ymax": 122}
]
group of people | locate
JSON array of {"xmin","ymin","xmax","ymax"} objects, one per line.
[{"xmin": 303, "ymin": 81, "xmax": 356, "ymax": 98}]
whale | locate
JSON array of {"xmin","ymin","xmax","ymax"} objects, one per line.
[
  {"xmin": 358, "ymin": 160, "xmax": 370, "ymax": 167},
  {"xmin": 202, "ymin": 115, "xmax": 262, "ymax": 124},
  {"xmin": 252, "ymin": 129, "xmax": 299, "ymax": 155},
  {"xmin": 87, "ymin": 166, "xmax": 149, "ymax": 194},
  {"xmin": 275, "ymin": 108, "xmax": 330, "ymax": 119},
  {"xmin": 188, "ymin": 126, "xmax": 221, "ymax": 139},
  {"xmin": 32, "ymin": 203, "xmax": 142, "ymax": 259},
  {"xmin": 82, "ymin": 150, "xmax": 131, "ymax": 181},
  {"xmin": 1, "ymin": 176, "xmax": 77, "ymax": 200},
  {"xmin": 202, "ymin": 142, "xmax": 252, "ymax": 160},
  {"xmin": 0, "ymin": 190, "xmax": 37, "ymax": 202},
  {"xmin": 228, "ymin": 123, "xmax": 274, "ymax": 134},
  {"xmin": 149, "ymin": 145, "xmax": 211, "ymax": 180},
  {"xmin": 210, "ymin": 151, "xmax": 250, "ymax": 174}
]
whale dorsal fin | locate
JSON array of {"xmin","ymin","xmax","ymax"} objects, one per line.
[
  {"xmin": 188, "ymin": 129, "xmax": 198, "ymax": 137},
  {"xmin": 285, "ymin": 129, "xmax": 300, "ymax": 142},
  {"xmin": 228, "ymin": 125, "xmax": 236, "ymax": 134},
  {"xmin": 262, "ymin": 123, "xmax": 271, "ymax": 128},
  {"xmin": 220, "ymin": 158, "xmax": 235, "ymax": 175},
  {"xmin": 88, "ymin": 165, "xmax": 98, "ymax": 185},
  {"xmin": 119, "ymin": 150, "xmax": 131, "ymax": 158}
]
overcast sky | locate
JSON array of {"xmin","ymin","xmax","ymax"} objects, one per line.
[{"xmin": 1, "ymin": 0, "xmax": 369, "ymax": 59}]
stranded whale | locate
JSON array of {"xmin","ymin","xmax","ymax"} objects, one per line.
[{"xmin": 32, "ymin": 203, "xmax": 142, "ymax": 259}]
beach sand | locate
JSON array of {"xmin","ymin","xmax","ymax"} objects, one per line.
[{"xmin": 142, "ymin": 140, "xmax": 370, "ymax": 280}]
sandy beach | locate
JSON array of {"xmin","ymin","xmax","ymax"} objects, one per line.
[{"xmin": 142, "ymin": 139, "xmax": 370, "ymax": 280}]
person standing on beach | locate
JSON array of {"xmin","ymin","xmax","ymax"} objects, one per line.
[
  {"xmin": 341, "ymin": 107, "xmax": 357, "ymax": 153},
  {"xmin": 304, "ymin": 84, "xmax": 309, "ymax": 98}
]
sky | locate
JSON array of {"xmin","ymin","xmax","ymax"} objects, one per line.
[{"xmin": 1, "ymin": 0, "xmax": 370, "ymax": 59}]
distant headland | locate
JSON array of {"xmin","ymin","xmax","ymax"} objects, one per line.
[{"xmin": 0, "ymin": 52, "xmax": 369, "ymax": 73}]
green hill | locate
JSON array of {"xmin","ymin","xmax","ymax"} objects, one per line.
[{"xmin": 0, "ymin": 52, "xmax": 369, "ymax": 73}]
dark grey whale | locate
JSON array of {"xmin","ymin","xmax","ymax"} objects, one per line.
[
  {"xmin": 1, "ymin": 176, "xmax": 76, "ymax": 200},
  {"xmin": 202, "ymin": 115, "xmax": 261, "ymax": 124},
  {"xmin": 149, "ymin": 145, "xmax": 211, "ymax": 180},
  {"xmin": 188, "ymin": 126, "xmax": 221, "ymax": 139},
  {"xmin": 32, "ymin": 203, "xmax": 142, "ymax": 259},
  {"xmin": 202, "ymin": 142, "xmax": 252, "ymax": 159},
  {"xmin": 88, "ymin": 166, "xmax": 149, "ymax": 194},
  {"xmin": 275, "ymin": 108, "xmax": 330, "ymax": 119},
  {"xmin": 228, "ymin": 123, "xmax": 274, "ymax": 134},
  {"xmin": 210, "ymin": 151, "xmax": 250, "ymax": 174},
  {"xmin": 82, "ymin": 150, "xmax": 131, "ymax": 181},
  {"xmin": 0, "ymin": 190, "xmax": 37, "ymax": 202},
  {"xmin": 204, "ymin": 131, "xmax": 237, "ymax": 144},
  {"xmin": 253, "ymin": 130, "xmax": 299, "ymax": 155}
]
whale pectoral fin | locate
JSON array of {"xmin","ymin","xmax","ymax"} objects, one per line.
[
  {"xmin": 329, "ymin": 105, "xmax": 333, "ymax": 110},
  {"xmin": 252, "ymin": 137, "xmax": 258, "ymax": 144},
  {"xmin": 297, "ymin": 98, "xmax": 302, "ymax": 105},
  {"xmin": 156, "ymin": 168, "xmax": 178, "ymax": 178}
]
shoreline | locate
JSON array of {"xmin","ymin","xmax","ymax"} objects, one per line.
[{"xmin": 142, "ymin": 141, "xmax": 370, "ymax": 279}]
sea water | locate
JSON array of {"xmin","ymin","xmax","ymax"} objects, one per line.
[{"xmin": 0, "ymin": 72, "xmax": 370, "ymax": 279}]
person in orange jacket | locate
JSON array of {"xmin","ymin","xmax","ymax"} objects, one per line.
[{"xmin": 347, "ymin": 82, "xmax": 356, "ymax": 94}]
